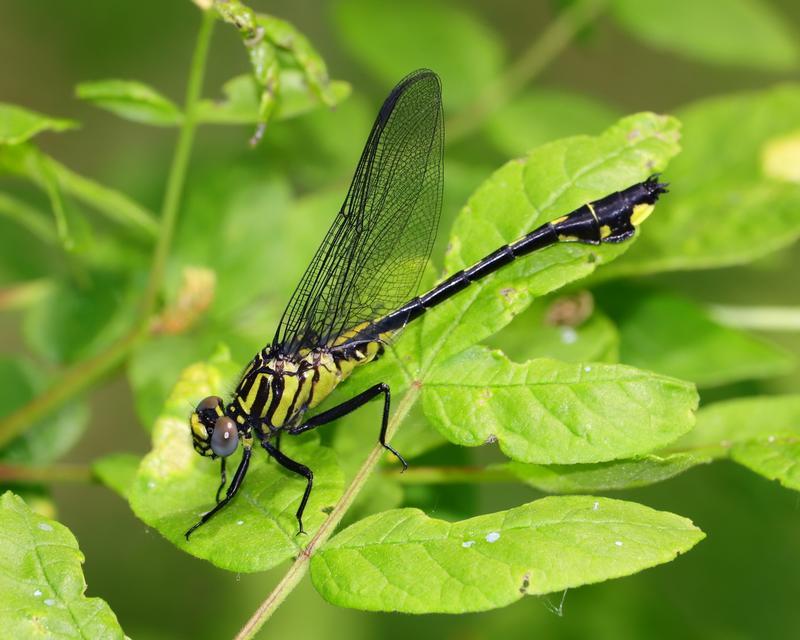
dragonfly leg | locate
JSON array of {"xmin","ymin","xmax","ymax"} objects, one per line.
[
  {"xmin": 185, "ymin": 444, "xmax": 251, "ymax": 540},
  {"xmin": 288, "ymin": 382, "xmax": 408, "ymax": 471},
  {"xmin": 215, "ymin": 457, "xmax": 227, "ymax": 503},
  {"xmin": 259, "ymin": 437, "xmax": 313, "ymax": 535}
]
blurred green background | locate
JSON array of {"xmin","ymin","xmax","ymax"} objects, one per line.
[{"xmin": 1, "ymin": 1, "xmax": 799, "ymax": 638}]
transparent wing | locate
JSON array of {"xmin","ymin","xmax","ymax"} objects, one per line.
[{"xmin": 273, "ymin": 69, "xmax": 444, "ymax": 355}]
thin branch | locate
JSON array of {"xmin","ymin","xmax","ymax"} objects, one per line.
[
  {"xmin": 0, "ymin": 9, "xmax": 216, "ymax": 447},
  {"xmin": 710, "ymin": 304, "xmax": 800, "ymax": 332},
  {"xmin": 235, "ymin": 384, "xmax": 422, "ymax": 640},
  {"xmin": 383, "ymin": 464, "xmax": 516, "ymax": 484},
  {"xmin": 0, "ymin": 462, "xmax": 92, "ymax": 484},
  {"xmin": 446, "ymin": 0, "xmax": 606, "ymax": 144},
  {"xmin": 0, "ymin": 279, "xmax": 52, "ymax": 311},
  {"xmin": 0, "ymin": 329, "xmax": 144, "ymax": 448},
  {"xmin": 0, "ymin": 193, "xmax": 58, "ymax": 245},
  {"xmin": 139, "ymin": 8, "xmax": 216, "ymax": 321}
]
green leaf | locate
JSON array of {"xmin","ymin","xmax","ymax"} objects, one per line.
[
  {"xmin": 0, "ymin": 358, "xmax": 88, "ymax": 466},
  {"xmin": 92, "ymin": 453, "xmax": 140, "ymax": 500},
  {"xmin": 0, "ymin": 492, "xmax": 125, "ymax": 638},
  {"xmin": 610, "ymin": 0, "xmax": 799, "ymax": 71},
  {"xmin": 75, "ymin": 79, "xmax": 182, "ymax": 126},
  {"xmin": 0, "ymin": 143, "xmax": 158, "ymax": 238},
  {"xmin": 333, "ymin": 113, "xmax": 681, "ymax": 465},
  {"xmin": 0, "ymin": 103, "xmax": 77, "ymax": 145},
  {"xmin": 311, "ymin": 496, "xmax": 704, "ymax": 613},
  {"xmin": 197, "ymin": 72, "xmax": 351, "ymax": 125},
  {"xmin": 423, "ymin": 347, "xmax": 698, "ymax": 464},
  {"xmin": 672, "ymin": 396, "xmax": 800, "ymax": 491},
  {"xmin": 730, "ymin": 438, "xmax": 800, "ymax": 491},
  {"xmin": 128, "ymin": 348, "xmax": 345, "ymax": 572},
  {"xmin": 674, "ymin": 395, "xmax": 800, "ymax": 457},
  {"xmin": 484, "ymin": 297, "xmax": 620, "ymax": 364},
  {"xmin": 486, "ymin": 89, "xmax": 619, "ymax": 157},
  {"xmin": 23, "ymin": 271, "xmax": 138, "ymax": 364},
  {"xmin": 214, "ymin": 3, "xmax": 340, "ymax": 133},
  {"xmin": 603, "ymin": 287, "xmax": 794, "ymax": 387},
  {"xmin": 334, "ymin": 0, "xmax": 504, "ymax": 110},
  {"xmin": 506, "ymin": 452, "xmax": 710, "ymax": 493},
  {"xmin": 604, "ymin": 85, "xmax": 800, "ymax": 277},
  {"xmin": 418, "ymin": 112, "xmax": 680, "ymax": 367}
]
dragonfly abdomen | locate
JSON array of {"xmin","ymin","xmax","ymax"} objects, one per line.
[{"xmin": 371, "ymin": 175, "xmax": 667, "ymax": 335}]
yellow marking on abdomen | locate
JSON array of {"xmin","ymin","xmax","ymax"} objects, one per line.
[{"xmin": 631, "ymin": 203, "xmax": 654, "ymax": 226}]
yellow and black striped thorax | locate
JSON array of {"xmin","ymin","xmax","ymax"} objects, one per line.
[{"xmin": 228, "ymin": 341, "xmax": 384, "ymax": 430}]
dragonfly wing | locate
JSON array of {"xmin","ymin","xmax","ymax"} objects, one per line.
[{"xmin": 273, "ymin": 69, "xmax": 444, "ymax": 355}]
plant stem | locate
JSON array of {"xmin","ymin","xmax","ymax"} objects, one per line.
[
  {"xmin": 446, "ymin": 0, "xmax": 606, "ymax": 144},
  {"xmin": 235, "ymin": 384, "xmax": 422, "ymax": 640},
  {"xmin": 44, "ymin": 154, "xmax": 160, "ymax": 238},
  {"xmin": 0, "ymin": 279, "xmax": 52, "ymax": 311},
  {"xmin": 0, "ymin": 328, "xmax": 144, "ymax": 448},
  {"xmin": 0, "ymin": 462, "xmax": 92, "ymax": 484},
  {"xmin": 0, "ymin": 193, "xmax": 58, "ymax": 245},
  {"xmin": 140, "ymin": 8, "xmax": 216, "ymax": 321},
  {"xmin": 0, "ymin": 9, "xmax": 216, "ymax": 447},
  {"xmin": 709, "ymin": 304, "xmax": 800, "ymax": 332},
  {"xmin": 384, "ymin": 464, "xmax": 516, "ymax": 484}
]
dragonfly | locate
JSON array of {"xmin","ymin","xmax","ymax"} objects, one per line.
[{"xmin": 186, "ymin": 69, "xmax": 668, "ymax": 539}]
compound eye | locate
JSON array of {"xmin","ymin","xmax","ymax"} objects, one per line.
[
  {"xmin": 210, "ymin": 416, "xmax": 239, "ymax": 457},
  {"xmin": 196, "ymin": 396, "xmax": 223, "ymax": 413}
]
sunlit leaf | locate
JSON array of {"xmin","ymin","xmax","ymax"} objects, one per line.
[
  {"xmin": 506, "ymin": 452, "xmax": 710, "ymax": 493},
  {"xmin": 75, "ymin": 79, "xmax": 182, "ymax": 126},
  {"xmin": 423, "ymin": 347, "xmax": 698, "ymax": 464},
  {"xmin": 0, "ymin": 103, "xmax": 77, "ymax": 145},
  {"xmin": 611, "ymin": 0, "xmax": 799, "ymax": 71},
  {"xmin": 730, "ymin": 438, "xmax": 800, "ymax": 491},
  {"xmin": 419, "ymin": 112, "xmax": 680, "ymax": 367},
  {"xmin": 311, "ymin": 496, "xmax": 704, "ymax": 613},
  {"xmin": 0, "ymin": 492, "xmax": 125, "ymax": 638},
  {"xmin": 128, "ymin": 347, "xmax": 345, "ymax": 572},
  {"xmin": 674, "ymin": 395, "xmax": 800, "ymax": 457}
]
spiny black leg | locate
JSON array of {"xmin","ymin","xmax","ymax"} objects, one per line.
[
  {"xmin": 215, "ymin": 457, "xmax": 227, "ymax": 504},
  {"xmin": 185, "ymin": 446, "xmax": 251, "ymax": 540},
  {"xmin": 288, "ymin": 382, "xmax": 407, "ymax": 470},
  {"xmin": 260, "ymin": 438, "xmax": 312, "ymax": 535},
  {"xmin": 376, "ymin": 384, "xmax": 408, "ymax": 471}
]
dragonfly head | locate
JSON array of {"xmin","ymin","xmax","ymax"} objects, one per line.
[{"xmin": 189, "ymin": 395, "xmax": 240, "ymax": 458}]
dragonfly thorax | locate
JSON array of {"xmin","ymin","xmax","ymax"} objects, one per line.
[{"xmin": 220, "ymin": 342, "xmax": 383, "ymax": 435}]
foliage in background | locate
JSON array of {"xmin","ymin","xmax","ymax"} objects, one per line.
[{"xmin": 1, "ymin": 0, "xmax": 799, "ymax": 638}]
